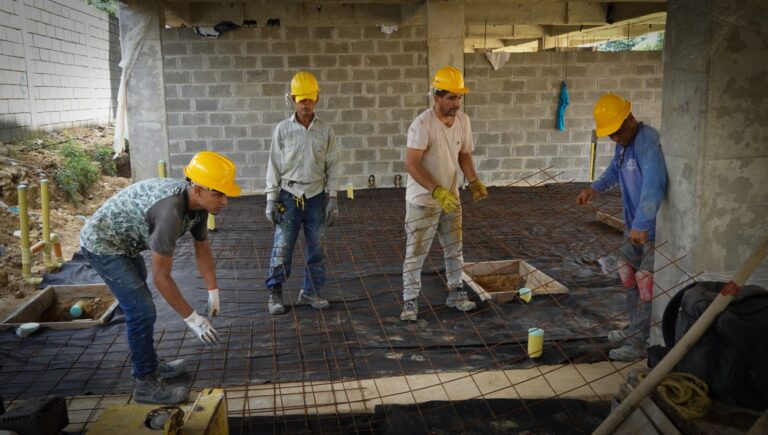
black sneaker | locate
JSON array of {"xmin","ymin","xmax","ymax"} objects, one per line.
[{"xmin": 159, "ymin": 358, "xmax": 186, "ymax": 379}]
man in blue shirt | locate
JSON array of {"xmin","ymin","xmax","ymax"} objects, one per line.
[{"xmin": 577, "ymin": 93, "xmax": 668, "ymax": 361}]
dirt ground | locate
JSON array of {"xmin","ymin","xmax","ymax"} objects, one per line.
[
  {"xmin": 473, "ymin": 273, "xmax": 525, "ymax": 293},
  {"xmin": 0, "ymin": 127, "xmax": 131, "ymax": 320}
]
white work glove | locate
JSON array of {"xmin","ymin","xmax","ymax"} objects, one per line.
[
  {"xmin": 325, "ymin": 197, "xmax": 338, "ymax": 227},
  {"xmin": 265, "ymin": 200, "xmax": 280, "ymax": 225},
  {"xmin": 183, "ymin": 311, "xmax": 220, "ymax": 345},
  {"xmin": 206, "ymin": 288, "xmax": 219, "ymax": 317}
]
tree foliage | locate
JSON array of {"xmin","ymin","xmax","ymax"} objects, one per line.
[{"xmin": 87, "ymin": 0, "xmax": 117, "ymax": 16}]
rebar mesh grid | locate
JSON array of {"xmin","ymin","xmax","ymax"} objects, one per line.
[{"xmin": 0, "ymin": 172, "xmax": 697, "ymax": 434}]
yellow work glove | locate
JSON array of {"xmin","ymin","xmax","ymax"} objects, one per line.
[
  {"xmin": 432, "ymin": 186, "xmax": 459, "ymax": 213},
  {"xmin": 468, "ymin": 179, "xmax": 488, "ymax": 201}
]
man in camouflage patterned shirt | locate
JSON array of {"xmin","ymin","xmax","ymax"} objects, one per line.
[{"xmin": 80, "ymin": 151, "xmax": 241, "ymax": 404}]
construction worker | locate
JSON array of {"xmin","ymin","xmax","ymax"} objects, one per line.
[
  {"xmin": 577, "ymin": 93, "xmax": 668, "ymax": 361},
  {"xmin": 80, "ymin": 151, "xmax": 240, "ymax": 404},
  {"xmin": 400, "ymin": 65, "xmax": 488, "ymax": 321},
  {"xmin": 264, "ymin": 71, "xmax": 339, "ymax": 315}
]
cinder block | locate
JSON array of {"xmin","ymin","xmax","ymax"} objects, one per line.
[
  {"xmin": 166, "ymin": 71, "xmax": 190, "ymax": 84},
  {"xmin": 619, "ymin": 77, "xmax": 643, "ymax": 89},
  {"xmin": 221, "ymin": 98, "xmax": 245, "ymax": 111},
  {"xmin": 286, "ymin": 55, "xmax": 310, "ymax": 68},
  {"xmin": 206, "ymin": 55, "xmax": 233, "ymax": 69},
  {"xmin": 377, "ymin": 40, "xmax": 401, "ymax": 52},
  {"xmin": 337, "ymin": 27, "xmax": 361, "ymax": 39},
  {"xmin": 354, "ymin": 123, "xmax": 375, "ymax": 135},
  {"xmin": 325, "ymin": 68, "xmax": 349, "ymax": 81},
  {"xmin": 312, "ymin": 27, "xmax": 335, "ymax": 40},
  {"xmin": 335, "ymin": 54, "xmax": 361, "ymax": 67},
  {"xmin": 312, "ymin": 54, "xmax": 338, "ymax": 68},
  {"xmin": 236, "ymin": 139, "xmax": 264, "ymax": 151},
  {"xmin": 403, "ymin": 40, "xmax": 427, "ymax": 53},
  {"xmin": 270, "ymin": 41, "xmax": 297, "ymax": 54},
  {"xmin": 246, "ymin": 41, "xmax": 268, "ymax": 54},
  {"xmin": 181, "ymin": 85, "xmax": 206, "ymax": 98},
  {"xmin": 366, "ymin": 135, "xmax": 389, "ymax": 147},
  {"xmin": 250, "ymin": 124, "xmax": 274, "ymax": 137},
  {"xmin": 209, "ymin": 113, "xmax": 232, "ymax": 125},
  {"xmin": 379, "ymin": 148, "xmax": 402, "ymax": 160},
  {"xmin": 224, "ymin": 125, "xmax": 248, "ymax": 138},
  {"xmin": 376, "ymin": 68, "xmax": 402, "ymax": 80},
  {"xmin": 351, "ymin": 69, "xmax": 376, "ymax": 81},
  {"xmin": 340, "ymin": 82, "xmax": 362, "ymax": 94},
  {"xmin": 364, "ymin": 54, "xmax": 389, "ymax": 67},
  {"xmin": 284, "ymin": 27, "xmax": 309, "ymax": 40},
  {"xmin": 190, "ymin": 41, "xmax": 216, "ymax": 54},
  {"xmin": 350, "ymin": 40, "xmax": 374, "ymax": 53},
  {"xmin": 219, "ymin": 70, "xmax": 244, "ymax": 83},
  {"xmin": 182, "ymin": 112, "xmax": 207, "ymax": 125},
  {"xmin": 166, "ymin": 98, "xmax": 191, "ymax": 112},
  {"xmin": 478, "ymin": 159, "xmax": 500, "ymax": 171},
  {"xmin": 324, "ymin": 41, "xmax": 350, "ymax": 53},
  {"xmin": 233, "ymin": 112, "xmax": 261, "ymax": 124},
  {"xmin": 644, "ymin": 77, "xmax": 663, "ymax": 89},
  {"xmin": 367, "ymin": 161, "xmax": 390, "ymax": 174},
  {"xmin": 261, "ymin": 83, "xmax": 285, "ymax": 96},
  {"xmin": 195, "ymin": 99, "xmax": 220, "ymax": 111}
]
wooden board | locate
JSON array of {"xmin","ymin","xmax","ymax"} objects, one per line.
[
  {"xmin": 0, "ymin": 284, "xmax": 118, "ymax": 330},
  {"xmin": 462, "ymin": 259, "xmax": 568, "ymax": 303},
  {"xmin": 596, "ymin": 210, "xmax": 625, "ymax": 232}
]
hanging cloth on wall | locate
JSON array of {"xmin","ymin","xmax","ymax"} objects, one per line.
[{"xmin": 556, "ymin": 80, "xmax": 570, "ymax": 131}]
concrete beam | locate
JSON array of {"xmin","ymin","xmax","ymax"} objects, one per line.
[
  {"xmin": 428, "ymin": 1, "xmax": 465, "ymax": 80},
  {"xmin": 465, "ymin": 24, "xmax": 545, "ymax": 39},
  {"xmin": 118, "ymin": 1, "xmax": 170, "ymax": 181}
]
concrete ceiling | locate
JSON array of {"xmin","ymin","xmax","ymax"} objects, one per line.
[{"xmin": 147, "ymin": 0, "xmax": 666, "ymax": 52}]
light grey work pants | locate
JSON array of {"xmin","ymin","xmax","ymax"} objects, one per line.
[{"xmin": 402, "ymin": 202, "xmax": 464, "ymax": 301}]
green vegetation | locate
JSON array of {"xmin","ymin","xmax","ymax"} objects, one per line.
[
  {"xmin": 596, "ymin": 32, "xmax": 665, "ymax": 52},
  {"xmin": 53, "ymin": 142, "xmax": 101, "ymax": 203},
  {"xmin": 92, "ymin": 146, "xmax": 117, "ymax": 176},
  {"xmin": 87, "ymin": 0, "xmax": 118, "ymax": 16}
]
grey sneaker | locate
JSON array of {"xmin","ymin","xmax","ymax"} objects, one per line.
[
  {"xmin": 268, "ymin": 291, "xmax": 285, "ymax": 315},
  {"xmin": 159, "ymin": 358, "xmax": 186, "ymax": 379},
  {"xmin": 134, "ymin": 372, "xmax": 188, "ymax": 404},
  {"xmin": 400, "ymin": 299, "xmax": 418, "ymax": 321},
  {"xmin": 297, "ymin": 289, "xmax": 329, "ymax": 310},
  {"xmin": 446, "ymin": 287, "xmax": 476, "ymax": 312},
  {"xmin": 608, "ymin": 344, "xmax": 646, "ymax": 362},
  {"xmin": 607, "ymin": 329, "xmax": 628, "ymax": 345}
]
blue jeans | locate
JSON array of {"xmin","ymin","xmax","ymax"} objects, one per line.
[
  {"xmin": 81, "ymin": 247, "xmax": 158, "ymax": 377},
  {"xmin": 265, "ymin": 190, "xmax": 327, "ymax": 294}
]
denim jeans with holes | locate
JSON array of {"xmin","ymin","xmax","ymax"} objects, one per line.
[
  {"xmin": 81, "ymin": 247, "xmax": 158, "ymax": 378},
  {"xmin": 265, "ymin": 189, "xmax": 327, "ymax": 295}
]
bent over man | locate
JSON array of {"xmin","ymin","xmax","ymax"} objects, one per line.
[
  {"xmin": 264, "ymin": 71, "xmax": 339, "ymax": 315},
  {"xmin": 80, "ymin": 151, "xmax": 240, "ymax": 404},
  {"xmin": 401, "ymin": 65, "xmax": 489, "ymax": 321},
  {"xmin": 577, "ymin": 93, "xmax": 668, "ymax": 361}
]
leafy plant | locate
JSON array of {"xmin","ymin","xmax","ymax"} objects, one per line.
[
  {"xmin": 53, "ymin": 142, "xmax": 100, "ymax": 202},
  {"xmin": 87, "ymin": 0, "xmax": 117, "ymax": 16},
  {"xmin": 92, "ymin": 146, "xmax": 117, "ymax": 176}
]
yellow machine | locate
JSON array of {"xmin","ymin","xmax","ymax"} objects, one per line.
[{"xmin": 86, "ymin": 389, "xmax": 228, "ymax": 435}]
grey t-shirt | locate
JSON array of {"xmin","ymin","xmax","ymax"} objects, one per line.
[{"xmin": 80, "ymin": 178, "xmax": 207, "ymax": 257}]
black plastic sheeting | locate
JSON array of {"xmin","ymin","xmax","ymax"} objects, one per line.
[
  {"xmin": 229, "ymin": 398, "xmax": 610, "ymax": 434},
  {"xmin": 0, "ymin": 184, "xmax": 627, "ymax": 400}
]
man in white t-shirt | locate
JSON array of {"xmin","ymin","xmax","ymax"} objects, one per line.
[{"xmin": 400, "ymin": 65, "xmax": 488, "ymax": 321}]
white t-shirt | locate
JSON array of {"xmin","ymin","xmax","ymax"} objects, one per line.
[{"xmin": 405, "ymin": 108, "xmax": 474, "ymax": 207}]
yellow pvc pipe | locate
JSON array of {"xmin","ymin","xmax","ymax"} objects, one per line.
[
  {"xmin": 158, "ymin": 160, "xmax": 167, "ymax": 178},
  {"xmin": 51, "ymin": 233, "xmax": 64, "ymax": 265},
  {"xmin": 589, "ymin": 130, "xmax": 597, "ymax": 182},
  {"xmin": 207, "ymin": 214, "xmax": 216, "ymax": 231},
  {"xmin": 40, "ymin": 178, "xmax": 53, "ymax": 267},
  {"xmin": 17, "ymin": 184, "xmax": 42, "ymax": 285}
]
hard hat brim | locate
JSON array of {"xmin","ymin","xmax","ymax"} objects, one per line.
[
  {"xmin": 292, "ymin": 92, "xmax": 318, "ymax": 102},
  {"xmin": 438, "ymin": 86, "xmax": 470, "ymax": 95},
  {"xmin": 183, "ymin": 166, "xmax": 242, "ymax": 197}
]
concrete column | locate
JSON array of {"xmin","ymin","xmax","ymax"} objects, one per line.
[
  {"xmin": 426, "ymin": 0, "xmax": 465, "ymax": 80},
  {"xmin": 653, "ymin": 0, "xmax": 768, "ymax": 342},
  {"xmin": 118, "ymin": 1, "xmax": 170, "ymax": 181}
]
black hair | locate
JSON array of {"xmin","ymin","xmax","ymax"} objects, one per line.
[{"xmin": 434, "ymin": 89, "xmax": 450, "ymax": 97}]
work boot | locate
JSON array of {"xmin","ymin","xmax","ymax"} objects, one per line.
[
  {"xmin": 297, "ymin": 289, "xmax": 329, "ymax": 310},
  {"xmin": 133, "ymin": 372, "xmax": 188, "ymax": 404},
  {"xmin": 607, "ymin": 329, "xmax": 628, "ymax": 345},
  {"xmin": 400, "ymin": 299, "xmax": 418, "ymax": 321},
  {"xmin": 159, "ymin": 358, "xmax": 186, "ymax": 379},
  {"xmin": 268, "ymin": 291, "xmax": 285, "ymax": 315},
  {"xmin": 446, "ymin": 287, "xmax": 476, "ymax": 312},
  {"xmin": 608, "ymin": 344, "xmax": 646, "ymax": 362}
]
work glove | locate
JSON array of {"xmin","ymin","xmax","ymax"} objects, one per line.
[
  {"xmin": 325, "ymin": 197, "xmax": 338, "ymax": 227},
  {"xmin": 432, "ymin": 186, "xmax": 459, "ymax": 213},
  {"xmin": 468, "ymin": 179, "xmax": 488, "ymax": 201},
  {"xmin": 183, "ymin": 311, "xmax": 220, "ymax": 345},
  {"xmin": 265, "ymin": 200, "xmax": 280, "ymax": 225},
  {"xmin": 206, "ymin": 288, "xmax": 219, "ymax": 317}
]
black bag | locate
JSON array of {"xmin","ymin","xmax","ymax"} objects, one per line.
[{"xmin": 647, "ymin": 281, "xmax": 768, "ymax": 410}]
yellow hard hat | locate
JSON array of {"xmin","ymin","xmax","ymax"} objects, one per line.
[
  {"xmin": 432, "ymin": 66, "xmax": 469, "ymax": 94},
  {"xmin": 290, "ymin": 71, "xmax": 319, "ymax": 102},
  {"xmin": 184, "ymin": 151, "xmax": 241, "ymax": 196},
  {"xmin": 593, "ymin": 93, "xmax": 631, "ymax": 137}
]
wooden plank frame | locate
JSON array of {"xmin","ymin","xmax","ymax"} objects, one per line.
[
  {"xmin": 462, "ymin": 259, "xmax": 568, "ymax": 304},
  {"xmin": 0, "ymin": 284, "xmax": 118, "ymax": 330}
]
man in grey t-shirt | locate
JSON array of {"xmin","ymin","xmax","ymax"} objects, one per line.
[{"xmin": 80, "ymin": 151, "xmax": 240, "ymax": 404}]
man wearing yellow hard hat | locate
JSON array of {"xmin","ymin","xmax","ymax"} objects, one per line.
[
  {"xmin": 264, "ymin": 71, "xmax": 339, "ymax": 315},
  {"xmin": 400, "ymin": 65, "xmax": 488, "ymax": 321},
  {"xmin": 576, "ymin": 93, "xmax": 668, "ymax": 361},
  {"xmin": 80, "ymin": 151, "xmax": 241, "ymax": 403}
]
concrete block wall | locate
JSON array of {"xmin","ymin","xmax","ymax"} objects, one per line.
[
  {"xmin": 162, "ymin": 25, "xmax": 662, "ymax": 193},
  {"xmin": 464, "ymin": 51, "xmax": 663, "ymax": 185},
  {"xmin": 0, "ymin": 0, "xmax": 120, "ymax": 143},
  {"xmin": 162, "ymin": 26, "xmax": 429, "ymax": 192}
]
